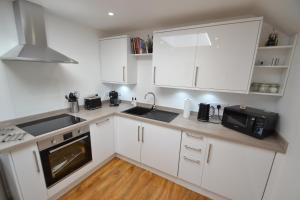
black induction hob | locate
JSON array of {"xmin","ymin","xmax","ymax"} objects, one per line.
[{"xmin": 17, "ymin": 114, "xmax": 86, "ymax": 137}]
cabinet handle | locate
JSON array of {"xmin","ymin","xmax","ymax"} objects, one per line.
[
  {"xmin": 138, "ymin": 126, "xmax": 140, "ymax": 142},
  {"xmin": 141, "ymin": 127, "xmax": 144, "ymax": 143},
  {"xmin": 33, "ymin": 150, "xmax": 41, "ymax": 173},
  {"xmin": 184, "ymin": 156, "xmax": 201, "ymax": 165},
  {"xmin": 186, "ymin": 132, "xmax": 203, "ymax": 140},
  {"xmin": 123, "ymin": 66, "xmax": 125, "ymax": 82},
  {"xmin": 207, "ymin": 144, "xmax": 212, "ymax": 164},
  {"xmin": 153, "ymin": 66, "xmax": 156, "ymax": 84},
  {"xmin": 184, "ymin": 145, "xmax": 201, "ymax": 152},
  {"xmin": 194, "ymin": 66, "xmax": 199, "ymax": 87},
  {"xmin": 96, "ymin": 118, "xmax": 109, "ymax": 126}
]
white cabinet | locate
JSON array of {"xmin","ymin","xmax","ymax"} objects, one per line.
[
  {"xmin": 11, "ymin": 144, "xmax": 47, "ymax": 200},
  {"xmin": 116, "ymin": 117, "xmax": 181, "ymax": 176},
  {"xmin": 178, "ymin": 132, "xmax": 206, "ymax": 186},
  {"xmin": 116, "ymin": 117, "xmax": 141, "ymax": 162},
  {"xmin": 153, "ymin": 29, "xmax": 198, "ymax": 87},
  {"xmin": 90, "ymin": 117, "xmax": 115, "ymax": 166},
  {"xmin": 153, "ymin": 18, "xmax": 262, "ymax": 93},
  {"xmin": 100, "ymin": 35, "xmax": 137, "ymax": 84},
  {"xmin": 201, "ymin": 138, "xmax": 274, "ymax": 200},
  {"xmin": 141, "ymin": 123, "xmax": 181, "ymax": 176},
  {"xmin": 195, "ymin": 21, "xmax": 260, "ymax": 92}
]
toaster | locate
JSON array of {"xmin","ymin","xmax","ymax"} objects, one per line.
[{"xmin": 84, "ymin": 95, "xmax": 102, "ymax": 110}]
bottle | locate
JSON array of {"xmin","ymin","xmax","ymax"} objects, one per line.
[{"xmin": 183, "ymin": 99, "xmax": 191, "ymax": 119}]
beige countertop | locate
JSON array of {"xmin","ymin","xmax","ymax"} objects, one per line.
[{"xmin": 0, "ymin": 102, "xmax": 288, "ymax": 154}]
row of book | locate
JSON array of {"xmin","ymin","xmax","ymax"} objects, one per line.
[{"xmin": 130, "ymin": 37, "xmax": 148, "ymax": 54}]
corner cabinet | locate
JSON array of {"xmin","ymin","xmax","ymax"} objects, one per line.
[
  {"xmin": 153, "ymin": 17, "xmax": 262, "ymax": 93},
  {"xmin": 99, "ymin": 35, "xmax": 137, "ymax": 84},
  {"xmin": 115, "ymin": 117, "xmax": 181, "ymax": 176},
  {"xmin": 201, "ymin": 138, "xmax": 274, "ymax": 200}
]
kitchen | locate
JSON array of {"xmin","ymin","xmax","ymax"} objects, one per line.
[{"xmin": 0, "ymin": 0, "xmax": 299, "ymax": 200}]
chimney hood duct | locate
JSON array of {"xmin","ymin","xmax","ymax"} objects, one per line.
[{"xmin": 1, "ymin": 0, "xmax": 78, "ymax": 64}]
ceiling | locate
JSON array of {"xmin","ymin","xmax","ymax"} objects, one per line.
[{"xmin": 23, "ymin": 0, "xmax": 300, "ymax": 35}]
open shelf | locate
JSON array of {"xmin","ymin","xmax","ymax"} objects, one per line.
[
  {"xmin": 257, "ymin": 45, "xmax": 293, "ymax": 50},
  {"xmin": 254, "ymin": 65, "xmax": 289, "ymax": 69},
  {"xmin": 249, "ymin": 92, "xmax": 283, "ymax": 96},
  {"xmin": 131, "ymin": 53, "xmax": 152, "ymax": 56}
]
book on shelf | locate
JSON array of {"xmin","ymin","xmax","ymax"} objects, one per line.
[{"xmin": 130, "ymin": 37, "xmax": 148, "ymax": 54}]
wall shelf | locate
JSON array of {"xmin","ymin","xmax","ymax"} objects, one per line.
[
  {"xmin": 131, "ymin": 53, "xmax": 153, "ymax": 57},
  {"xmin": 249, "ymin": 92, "xmax": 283, "ymax": 96},
  {"xmin": 254, "ymin": 65, "xmax": 289, "ymax": 69},
  {"xmin": 257, "ymin": 45, "xmax": 293, "ymax": 50}
]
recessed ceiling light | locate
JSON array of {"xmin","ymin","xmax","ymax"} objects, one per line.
[{"xmin": 108, "ymin": 12, "xmax": 114, "ymax": 16}]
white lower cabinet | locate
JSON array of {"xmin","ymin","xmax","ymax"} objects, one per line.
[
  {"xmin": 11, "ymin": 144, "xmax": 47, "ymax": 200},
  {"xmin": 201, "ymin": 138, "xmax": 275, "ymax": 200},
  {"xmin": 90, "ymin": 117, "xmax": 115, "ymax": 166},
  {"xmin": 116, "ymin": 117, "xmax": 141, "ymax": 162},
  {"xmin": 116, "ymin": 117, "xmax": 181, "ymax": 176},
  {"xmin": 178, "ymin": 132, "xmax": 206, "ymax": 186},
  {"xmin": 141, "ymin": 123, "xmax": 181, "ymax": 176}
]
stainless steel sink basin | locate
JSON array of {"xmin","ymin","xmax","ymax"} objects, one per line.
[{"xmin": 123, "ymin": 107, "xmax": 179, "ymax": 123}]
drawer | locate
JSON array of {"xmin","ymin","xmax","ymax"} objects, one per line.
[
  {"xmin": 178, "ymin": 153, "xmax": 204, "ymax": 186},
  {"xmin": 181, "ymin": 132, "xmax": 206, "ymax": 157}
]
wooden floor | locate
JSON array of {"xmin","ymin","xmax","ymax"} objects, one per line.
[{"xmin": 60, "ymin": 158, "xmax": 211, "ymax": 200}]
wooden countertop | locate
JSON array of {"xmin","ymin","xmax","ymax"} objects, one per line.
[{"xmin": 0, "ymin": 102, "xmax": 288, "ymax": 154}]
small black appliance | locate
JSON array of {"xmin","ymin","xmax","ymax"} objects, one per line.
[
  {"xmin": 198, "ymin": 103, "xmax": 210, "ymax": 122},
  {"xmin": 222, "ymin": 105, "xmax": 278, "ymax": 139},
  {"xmin": 84, "ymin": 94, "xmax": 102, "ymax": 110},
  {"xmin": 109, "ymin": 91, "xmax": 120, "ymax": 106}
]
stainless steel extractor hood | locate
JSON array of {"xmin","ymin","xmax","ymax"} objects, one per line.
[{"xmin": 1, "ymin": 0, "xmax": 78, "ymax": 64}]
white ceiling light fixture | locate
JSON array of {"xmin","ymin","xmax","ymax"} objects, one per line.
[{"xmin": 108, "ymin": 12, "xmax": 114, "ymax": 16}]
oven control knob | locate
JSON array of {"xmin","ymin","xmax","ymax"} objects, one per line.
[{"xmin": 51, "ymin": 139, "xmax": 57, "ymax": 144}]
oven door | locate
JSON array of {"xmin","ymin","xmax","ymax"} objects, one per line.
[
  {"xmin": 40, "ymin": 132, "xmax": 92, "ymax": 188},
  {"xmin": 222, "ymin": 110, "xmax": 252, "ymax": 134}
]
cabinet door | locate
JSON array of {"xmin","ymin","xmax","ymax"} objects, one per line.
[
  {"xmin": 195, "ymin": 20, "xmax": 260, "ymax": 92},
  {"xmin": 100, "ymin": 37, "xmax": 127, "ymax": 83},
  {"xmin": 90, "ymin": 117, "xmax": 115, "ymax": 166},
  {"xmin": 116, "ymin": 117, "xmax": 141, "ymax": 162},
  {"xmin": 11, "ymin": 144, "xmax": 47, "ymax": 200},
  {"xmin": 153, "ymin": 29, "xmax": 198, "ymax": 87},
  {"xmin": 202, "ymin": 138, "xmax": 274, "ymax": 200},
  {"xmin": 140, "ymin": 123, "xmax": 181, "ymax": 176}
]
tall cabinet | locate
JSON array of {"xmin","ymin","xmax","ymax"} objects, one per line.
[{"xmin": 153, "ymin": 17, "xmax": 262, "ymax": 93}]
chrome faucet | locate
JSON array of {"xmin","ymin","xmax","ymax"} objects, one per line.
[{"xmin": 144, "ymin": 92, "xmax": 156, "ymax": 110}]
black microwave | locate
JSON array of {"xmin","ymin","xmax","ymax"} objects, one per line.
[{"xmin": 222, "ymin": 105, "xmax": 278, "ymax": 139}]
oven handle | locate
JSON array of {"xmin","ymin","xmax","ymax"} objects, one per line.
[{"xmin": 49, "ymin": 135, "xmax": 89, "ymax": 154}]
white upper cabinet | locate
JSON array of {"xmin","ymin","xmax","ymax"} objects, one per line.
[
  {"xmin": 201, "ymin": 138, "xmax": 274, "ymax": 200},
  {"xmin": 100, "ymin": 36, "xmax": 137, "ymax": 84},
  {"xmin": 153, "ymin": 29, "xmax": 198, "ymax": 87},
  {"xmin": 153, "ymin": 18, "xmax": 262, "ymax": 93},
  {"xmin": 195, "ymin": 21, "xmax": 261, "ymax": 92}
]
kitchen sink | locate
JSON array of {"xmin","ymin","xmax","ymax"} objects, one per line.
[{"xmin": 123, "ymin": 107, "xmax": 179, "ymax": 123}]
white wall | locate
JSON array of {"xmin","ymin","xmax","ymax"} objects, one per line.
[
  {"xmin": 264, "ymin": 36, "xmax": 300, "ymax": 200},
  {"xmin": 0, "ymin": 0, "xmax": 109, "ymax": 121}
]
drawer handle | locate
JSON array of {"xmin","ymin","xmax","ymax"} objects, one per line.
[
  {"xmin": 183, "ymin": 156, "xmax": 201, "ymax": 165},
  {"xmin": 184, "ymin": 145, "xmax": 201, "ymax": 152},
  {"xmin": 186, "ymin": 133, "xmax": 203, "ymax": 140},
  {"xmin": 96, "ymin": 118, "xmax": 110, "ymax": 125},
  {"xmin": 138, "ymin": 126, "xmax": 140, "ymax": 142},
  {"xmin": 207, "ymin": 144, "xmax": 212, "ymax": 164}
]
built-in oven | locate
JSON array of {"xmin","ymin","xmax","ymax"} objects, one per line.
[{"xmin": 38, "ymin": 126, "xmax": 92, "ymax": 188}]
